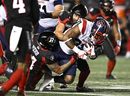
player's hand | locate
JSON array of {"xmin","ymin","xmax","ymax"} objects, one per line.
[
  {"xmin": 58, "ymin": 11, "xmax": 70, "ymax": 24},
  {"xmin": 83, "ymin": 43, "xmax": 96, "ymax": 59},
  {"xmin": 77, "ymin": 50, "xmax": 88, "ymax": 60},
  {"xmin": 114, "ymin": 45, "xmax": 120, "ymax": 55},
  {"xmin": 72, "ymin": 46, "xmax": 88, "ymax": 60}
]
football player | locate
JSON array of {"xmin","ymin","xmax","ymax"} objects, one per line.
[
  {"xmin": 54, "ymin": 4, "xmax": 110, "ymax": 91},
  {"xmin": 26, "ymin": 32, "xmax": 76, "ymax": 91},
  {"xmin": 0, "ymin": 0, "xmax": 39, "ymax": 95}
]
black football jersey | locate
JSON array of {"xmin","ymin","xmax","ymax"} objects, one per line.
[
  {"xmin": 31, "ymin": 34, "xmax": 56, "ymax": 65},
  {"xmin": 1, "ymin": 0, "xmax": 39, "ymax": 25},
  {"xmin": 104, "ymin": 11, "xmax": 118, "ymax": 26}
]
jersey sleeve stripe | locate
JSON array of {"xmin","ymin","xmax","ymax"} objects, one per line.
[{"xmin": 81, "ymin": 19, "xmax": 87, "ymax": 34}]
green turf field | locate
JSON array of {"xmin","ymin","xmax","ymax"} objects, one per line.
[{"xmin": 1, "ymin": 55, "xmax": 130, "ymax": 96}]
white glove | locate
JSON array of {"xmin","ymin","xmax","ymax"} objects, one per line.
[
  {"xmin": 77, "ymin": 50, "xmax": 88, "ymax": 60},
  {"xmin": 83, "ymin": 43, "xmax": 96, "ymax": 57},
  {"xmin": 72, "ymin": 46, "xmax": 88, "ymax": 60}
]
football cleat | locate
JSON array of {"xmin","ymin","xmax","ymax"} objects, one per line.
[
  {"xmin": 76, "ymin": 86, "xmax": 94, "ymax": 92},
  {"xmin": 106, "ymin": 74, "xmax": 116, "ymax": 80},
  {"xmin": 59, "ymin": 84, "xmax": 68, "ymax": 89},
  {"xmin": 17, "ymin": 91, "xmax": 26, "ymax": 96},
  {"xmin": 39, "ymin": 78, "xmax": 54, "ymax": 91}
]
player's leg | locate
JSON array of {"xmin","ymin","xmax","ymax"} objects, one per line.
[
  {"xmin": 1, "ymin": 28, "xmax": 31, "ymax": 95},
  {"xmin": 26, "ymin": 61, "xmax": 45, "ymax": 91},
  {"xmin": 76, "ymin": 58, "xmax": 94, "ymax": 92},
  {"xmin": 102, "ymin": 37, "xmax": 116, "ymax": 79},
  {"xmin": 0, "ymin": 42, "xmax": 8, "ymax": 75}
]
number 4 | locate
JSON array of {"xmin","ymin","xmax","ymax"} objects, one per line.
[{"xmin": 13, "ymin": 0, "xmax": 26, "ymax": 13}]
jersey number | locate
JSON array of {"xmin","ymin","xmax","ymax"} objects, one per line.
[{"xmin": 13, "ymin": 0, "xmax": 26, "ymax": 13}]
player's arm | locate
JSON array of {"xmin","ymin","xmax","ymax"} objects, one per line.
[
  {"xmin": 40, "ymin": 0, "xmax": 63, "ymax": 19},
  {"xmin": 51, "ymin": 4, "xmax": 63, "ymax": 18},
  {"xmin": 31, "ymin": 0, "xmax": 40, "ymax": 26},
  {"xmin": 46, "ymin": 56, "xmax": 76, "ymax": 74},
  {"xmin": 113, "ymin": 20, "xmax": 122, "ymax": 46},
  {"xmin": 112, "ymin": 12, "xmax": 122, "ymax": 47},
  {"xmin": 63, "ymin": 25, "xmax": 80, "ymax": 48},
  {"xmin": 74, "ymin": 0, "xmax": 81, "ymax": 5},
  {"xmin": 112, "ymin": 17, "xmax": 122, "ymax": 54},
  {"xmin": 54, "ymin": 22, "xmax": 66, "ymax": 40},
  {"xmin": 54, "ymin": 11, "xmax": 71, "ymax": 40}
]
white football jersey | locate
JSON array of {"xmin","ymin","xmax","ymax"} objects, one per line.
[
  {"xmin": 0, "ymin": 5, "xmax": 7, "ymax": 20},
  {"xmin": 60, "ymin": 18, "xmax": 94, "ymax": 55},
  {"xmin": 38, "ymin": 0, "xmax": 63, "ymax": 28},
  {"xmin": 77, "ymin": 18, "xmax": 93, "ymax": 43}
]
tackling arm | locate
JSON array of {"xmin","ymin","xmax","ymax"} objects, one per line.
[{"xmin": 46, "ymin": 56, "xmax": 76, "ymax": 74}]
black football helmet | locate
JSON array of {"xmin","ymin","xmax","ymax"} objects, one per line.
[
  {"xmin": 38, "ymin": 32, "xmax": 59, "ymax": 51},
  {"xmin": 71, "ymin": 4, "xmax": 88, "ymax": 18},
  {"xmin": 90, "ymin": 17, "xmax": 110, "ymax": 45},
  {"xmin": 89, "ymin": 7, "xmax": 100, "ymax": 16},
  {"xmin": 99, "ymin": 0, "xmax": 114, "ymax": 13}
]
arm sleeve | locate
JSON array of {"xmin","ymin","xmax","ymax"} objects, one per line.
[{"xmin": 30, "ymin": 0, "xmax": 39, "ymax": 26}]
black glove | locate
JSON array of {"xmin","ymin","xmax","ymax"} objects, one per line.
[{"xmin": 58, "ymin": 11, "xmax": 70, "ymax": 24}]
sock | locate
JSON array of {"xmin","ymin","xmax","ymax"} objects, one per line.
[
  {"xmin": 77, "ymin": 71, "xmax": 90, "ymax": 88},
  {"xmin": 18, "ymin": 71, "xmax": 28, "ymax": 93},
  {"xmin": 0, "ymin": 43, "xmax": 4, "ymax": 57},
  {"xmin": 106, "ymin": 59, "xmax": 116, "ymax": 76},
  {"xmin": 0, "ymin": 63, "xmax": 7, "ymax": 75},
  {"xmin": 2, "ymin": 68, "xmax": 23, "ymax": 93}
]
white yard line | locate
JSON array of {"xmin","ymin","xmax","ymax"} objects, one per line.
[{"xmin": 11, "ymin": 90, "xmax": 113, "ymax": 96}]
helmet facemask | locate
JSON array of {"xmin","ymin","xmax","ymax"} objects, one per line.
[
  {"xmin": 99, "ymin": 0, "xmax": 115, "ymax": 15},
  {"xmin": 90, "ymin": 17, "xmax": 109, "ymax": 45},
  {"xmin": 38, "ymin": 32, "xmax": 58, "ymax": 51}
]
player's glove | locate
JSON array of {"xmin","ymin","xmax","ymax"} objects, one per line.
[
  {"xmin": 58, "ymin": 11, "xmax": 70, "ymax": 25},
  {"xmin": 83, "ymin": 43, "xmax": 96, "ymax": 60},
  {"xmin": 72, "ymin": 46, "xmax": 88, "ymax": 60}
]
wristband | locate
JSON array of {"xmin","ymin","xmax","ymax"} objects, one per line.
[
  {"xmin": 69, "ymin": 56, "xmax": 76, "ymax": 65},
  {"xmin": 116, "ymin": 40, "xmax": 121, "ymax": 46},
  {"xmin": 72, "ymin": 46, "xmax": 81, "ymax": 54}
]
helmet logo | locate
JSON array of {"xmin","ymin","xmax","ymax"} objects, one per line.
[{"xmin": 50, "ymin": 55, "xmax": 55, "ymax": 61}]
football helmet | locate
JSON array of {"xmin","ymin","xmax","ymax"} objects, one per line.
[
  {"xmin": 71, "ymin": 4, "xmax": 88, "ymax": 18},
  {"xmin": 99, "ymin": 0, "xmax": 115, "ymax": 13},
  {"xmin": 38, "ymin": 32, "xmax": 59, "ymax": 51},
  {"xmin": 89, "ymin": 7, "xmax": 100, "ymax": 16},
  {"xmin": 90, "ymin": 17, "xmax": 110, "ymax": 45}
]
